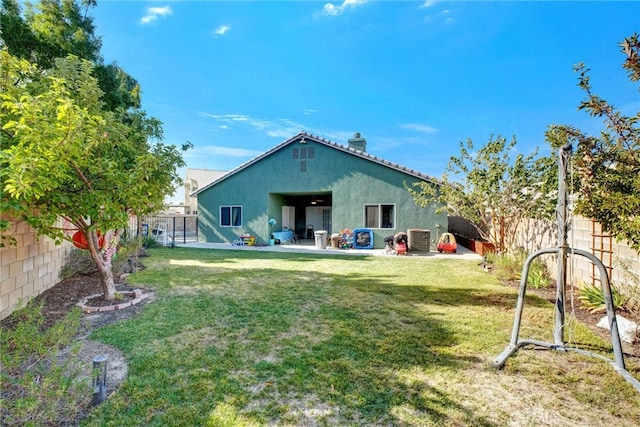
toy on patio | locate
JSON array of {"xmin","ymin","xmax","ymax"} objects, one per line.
[
  {"xmin": 338, "ymin": 228, "xmax": 353, "ymax": 249},
  {"xmin": 396, "ymin": 241, "xmax": 407, "ymax": 255},
  {"xmin": 436, "ymin": 233, "xmax": 457, "ymax": 253},
  {"xmin": 384, "ymin": 231, "xmax": 408, "ymax": 255}
]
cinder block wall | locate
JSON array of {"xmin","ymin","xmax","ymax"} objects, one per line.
[
  {"xmin": 1, "ymin": 220, "xmax": 71, "ymax": 320},
  {"xmin": 515, "ymin": 215, "xmax": 640, "ymax": 287}
]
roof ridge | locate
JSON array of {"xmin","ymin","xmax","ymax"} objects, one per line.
[{"xmin": 192, "ymin": 131, "xmax": 438, "ymax": 195}]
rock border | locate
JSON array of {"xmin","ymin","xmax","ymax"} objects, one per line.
[{"xmin": 76, "ymin": 289, "xmax": 149, "ymax": 313}]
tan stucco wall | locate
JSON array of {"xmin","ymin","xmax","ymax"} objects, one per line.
[{"xmin": 1, "ymin": 220, "xmax": 71, "ymax": 320}]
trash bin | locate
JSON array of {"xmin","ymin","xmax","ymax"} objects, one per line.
[{"xmin": 314, "ymin": 230, "xmax": 328, "ymax": 249}]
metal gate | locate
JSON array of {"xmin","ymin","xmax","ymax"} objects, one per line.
[{"xmin": 127, "ymin": 215, "xmax": 198, "ymax": 246}]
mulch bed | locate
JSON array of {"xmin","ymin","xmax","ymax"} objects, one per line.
[{"xmin": 0, "ymin": 272, "xmax": 149, "ymax": 333}]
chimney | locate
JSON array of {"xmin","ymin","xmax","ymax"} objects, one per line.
[{"xmin": 348, "ymin": 132, "xmax": 367, "ymax": 152}]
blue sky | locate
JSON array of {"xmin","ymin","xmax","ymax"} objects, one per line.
[{"xmin": 90, "ymin": 1, "xmax": 640, "ymax": 201}]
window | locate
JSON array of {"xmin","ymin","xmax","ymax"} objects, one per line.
[
  {"xmin": 364, "ymin": 204, "xmax": 395, "ymax": 228},
  {"xmin": 292, "ymin": 148, "xmax": 299, "ymax": 159},
  {"xmin": 301, "ymin": 147, "xmax": 307, "ymax": 159},
  {"xmin": 300, "ymin": 160, "xmax": 307, "ymax": 172},
  {"xmin": 308, "ymin": 147, "xmax": 315, "ymax": 158},
  {"xmin": 220, "ymin": 206, "xmax": 242, "ymax": 227}
]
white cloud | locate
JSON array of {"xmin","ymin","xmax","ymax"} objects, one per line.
[
  {"xmin": 420, "ymin": 1, "xmax": 437, "ymax": 8},
  {"xmin": 214, "ymin": 25, "xmax": 231, "ymax": 36},
  {"xmin": 322, "ymin": 0, "xmax": 367, "ymax": 17},
  {"xmin": 140, "ymin": 6, "xmax": 172, "ymax": 25},
  {"xmin": 200, "ymin": 113, "xmax": 305, "ymax": 138},
  {"xmin": 189, "ymin": 145, "xmax": 260, "ymax": 158},
  {"xmin": 399, "ymin": 123, "xmax": 438, "ymax": 134}
]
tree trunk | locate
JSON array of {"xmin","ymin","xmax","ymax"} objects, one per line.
[
  {"xmin": 95, "ymin": 255, "xmax": 116, "ymax": 300},
  {"xmin": 85, "ymin": 229, "xmax": 117, "ymax": 300}
]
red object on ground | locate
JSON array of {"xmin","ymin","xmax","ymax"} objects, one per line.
[
  {"xmin": 72, "ymin": 231, "xmax": 105, "ymax": 250},
  {"xmin": 437, "ymin": 232, "xmax": 458, "ymax": 253},
  {"xmin": 396, "ymin": 241, "xmax": 407, "ymax": 255}
]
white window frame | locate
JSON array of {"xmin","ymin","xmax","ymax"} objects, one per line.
[
  {"xmin": 363, "ymin": 203, "xmax": 396, "ymax": 229},
  {"xmin": 220, "ymin": 205, "xmax": 242, "ymax": 227}
]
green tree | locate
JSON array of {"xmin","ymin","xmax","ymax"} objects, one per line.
[
  {"xmin": 0, "ymin": 0, "xmax": 40, "ymax": 60},
  {"xmin": 0, "ymin": 51, "xmax": 188, "ymax": 299},
  {"xmin": 408, "ymin": 135, "xmax": 556, "ymax": 253},
  {"xmin": 1, "ymin": 0, "xmax": 139, "ymax": 112},
  {"xmin": 547, "ymin": 33, "xmax": 640, "ymax": 251},
  {"xmin": 1, "ymin": 0, "xmax": 189, "ymax": 299}
]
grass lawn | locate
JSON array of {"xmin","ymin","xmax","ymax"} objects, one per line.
[{"xmin": 82, "ymin": 248, "xmax": 640, "ymax": 426}]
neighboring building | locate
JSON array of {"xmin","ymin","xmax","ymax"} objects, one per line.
[
  {"xmin": 184, "ymin": 168, "xmax": 227, "ymax": 214},
  {"xmin": 194, "ymin": 131, "xmax": 447, "ymax": 249}
]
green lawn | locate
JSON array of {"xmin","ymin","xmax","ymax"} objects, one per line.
[{"xmin": 83, "ymin": 248, "xmax": 640, "ymax": 426}]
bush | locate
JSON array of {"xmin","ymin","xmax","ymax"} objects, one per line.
[
  {"xmin": 528, "ymin": 259, "xmax": 552, "ymax": 289},
  {"xmin": 491, "ymin": 250, "xmax": 527, "ymax": 282},
  {"xmin": 577, "ymin": 281, "xmax": 628, "ymax": 313},
  {"xmin": 61, "ymin": 235, "xmax": 147, "ymax": 280},
  {"xmin": 141, "ymin": 235, "xmax": 161, "ymax": 249},
  {"xmin": 0, "ymin": 301, "xmax": 90, "ymax": 426},
  {"xmin": 111, "ymin": 235, "xmax": 145, "ymax": 276},
  {"xmin": 60, "ymin": 248, "xmax": 97, "ymax": 279},
  {"xmin": 616, "ymin": 257, "xmax": 640, "ymax": 317},
  {"xmin": 486, "ymin": 249, "xmax": 552, "ymax": 289}
]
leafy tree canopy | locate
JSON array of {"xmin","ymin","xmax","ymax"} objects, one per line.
[
  {"xmin": 547, "ymin": 33, "xmax": 640, "ymax": 252},
  {"xmin": 1, "ymin": 0, "xmax": 100, "ymax": 68},
  {"xmin": 0, "ymin": 0, "xmax": 190, "ymax": 299},
  {"xmin": 1, "ymin": 51, "xmax": 186, "ymax": 239},
  {"xmin": 1, "ymin": 0, "xmax": 140, "ymax": 112},
  {"xmin": 408, "ymin": 135, "xmax": 556, "ymax": 253}
]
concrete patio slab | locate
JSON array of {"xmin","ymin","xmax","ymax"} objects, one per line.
[{"xmin": 175, "ymin": 241, "xmax": 483, "ymax": 260}]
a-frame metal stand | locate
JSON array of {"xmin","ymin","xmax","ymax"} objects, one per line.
[{"xmin": 492, "ymin": 144, "xmax": 640, "ymax": 392}]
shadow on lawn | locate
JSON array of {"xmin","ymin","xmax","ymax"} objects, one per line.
[{"xmin": 93, "ymin": 248, "xmax": 563, "ymax": 425}]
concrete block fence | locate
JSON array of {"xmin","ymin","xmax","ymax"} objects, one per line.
[
  {"xmin": 513, "ymin": 215, "xmax": 640, "ymax": 288},
  {"xmin": 1, "ymin": 219, "xmax": 72, "ymax": 320}
]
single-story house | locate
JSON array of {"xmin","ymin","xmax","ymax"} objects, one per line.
[{"xmin": 193, "ymin": 131, "xmax": 447, "ymax": 249}]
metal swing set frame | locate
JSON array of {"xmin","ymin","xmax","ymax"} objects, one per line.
[{"xmin": 492, "ymin": 144, "xmax": 640, "ymax": 392}]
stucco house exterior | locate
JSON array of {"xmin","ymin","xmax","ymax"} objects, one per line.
[{"xmin": 193, "ymin": 131, "xmax": 447, "ymax": 249}]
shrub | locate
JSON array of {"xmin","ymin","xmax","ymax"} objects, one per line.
[
  {"xmin": 0, "ymin": 301, "xmax": 90, "ymax": 426},
  {"xmin": 111, "ymin": 236, "xmax": 145, "ymax": 276},
  {"xmin": 577, "ymin": 281, "xmax": 628, "ymax": 313},
  {"xmin": 616, "ymin": 257, "xmax": 640, "ymax": 317},
  {"xmin": 141, "ymin": 235, "xmax": 161, "ymax": 249},
  {"xmin": 528, "ymin": 259, "xmax": 552, "ymax": 289},
  {"xmin": 491, "ymin": 250, "xmax": 527, "ymax": 282},
  {"xmin": 60, "ymin": 248, "xmax": 96, "ymax": 279}
]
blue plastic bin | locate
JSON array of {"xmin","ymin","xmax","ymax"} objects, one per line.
[{"xmin": 353, "ymin": 228, "xmax": 374, "ymax": 249}]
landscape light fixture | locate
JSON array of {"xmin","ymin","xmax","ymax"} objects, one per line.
[{"xmin": 91, "ymin": 354, "xmax": 109, "ymax": 406}]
